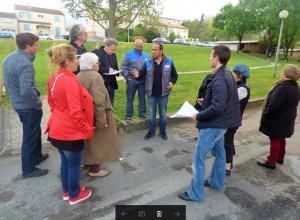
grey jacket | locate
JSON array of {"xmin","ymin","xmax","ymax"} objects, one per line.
[{"xmin": 2, "ymin": 50, "xmax": 42, "ymax": 110}]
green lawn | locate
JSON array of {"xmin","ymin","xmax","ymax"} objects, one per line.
[{"xmin": 1, "ymin": 39, "xmax": 299, "ymax": 119}]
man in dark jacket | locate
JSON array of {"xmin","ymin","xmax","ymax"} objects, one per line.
[
  {"xmin": 92, "ymin": 38, "xmax": 119, "ymax": 106},
  {"xmin": 178, "ymin": 45, "xmax": 241, "ymax": 202},
  {"xmin": 3, "ymin": 33, "xmax": 49, "ymax": 178},
  {"xmin": 135, "ymin": 42, "xmax": 178, "ymax": 140},
  {"xmin": 69, "ymin": 24, "xmax": 88, "ymax": 74}
]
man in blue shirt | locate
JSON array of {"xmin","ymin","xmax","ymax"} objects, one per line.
[
  {"xmin": 3, "ymin": 33, "xmax": 49, "ymax": 179},
  {"xmin": 121, "ymin": 40, "xmax": 150, "ymax": 120}
]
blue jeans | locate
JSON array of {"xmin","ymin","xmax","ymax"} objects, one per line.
[
  {"xmin": 16, "ymin": 108, "xmax": 43, "ymax": 174},
  {"xmin": 148, "ymin": 95, "xmax": 168, "ymax": 132},
  {"xmin": 126, "ymin": 80, "xmax": 146, "ymax": 118},
  {"xmin": 107, "ymin": 85, "xmax": 115, "ymax": 107},
  {"xmin": 58, "ymin": 149, "xmax": 82, "ymax": 199},
  {"xmin": 187, "ymin": 128, "xmax": 227, "ymax": 201}
]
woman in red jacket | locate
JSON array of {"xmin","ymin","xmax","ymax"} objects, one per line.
[{"xmin": 46, "ymin": 44, "xmax": 94, "ymax": 205}]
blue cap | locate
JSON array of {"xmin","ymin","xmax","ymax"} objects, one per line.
[{"xmin": 233, "ymin": 64, "xmax": 250, "ymax": 79}]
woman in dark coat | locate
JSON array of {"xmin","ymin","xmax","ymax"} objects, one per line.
[{"xmin": 257, "ymin": 64, "xmax": 300, "ymax": 169}]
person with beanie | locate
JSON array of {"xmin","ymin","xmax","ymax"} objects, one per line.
[{"xmin": 224, "ymin": 64, "xmax": 250, "ymax": 176}]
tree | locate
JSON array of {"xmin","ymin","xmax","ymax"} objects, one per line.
[
  {"xmin": 62, "ymin": 0, "xmax": 160, "ymax": 38},
  {"xmin": 213, "ymin": 3, "xmax": 255, "ymax": 52},
  {"xmin": 168, "ymin": 32, "xmax": 176, "ymax": 42},
  {"xmin": 281, "ymin": 0, "xmax": 300, "ymax": 60},
  {"xmin": 241, "ymin": 0, "xmax": 281, "ymax": 56},
  {"xmin": 182, "ymin": 19, "xmax": 201, "ymax": 39},
  {"xmin": 144, "ymin": 28, "xmax": 160, "ymax": 43}
]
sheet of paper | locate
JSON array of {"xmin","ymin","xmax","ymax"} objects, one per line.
[
  {"xmin": 170, "ymin": 100, "xmax": 198, "ymax": 118},
  {"xmin": 102, "ymin": 70, "xmax": 121, "ymax": 75}
]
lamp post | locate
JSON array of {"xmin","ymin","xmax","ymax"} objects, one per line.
[{"xmin": 273, "ymin": 10, "xmax": 289, "ymax": 79}]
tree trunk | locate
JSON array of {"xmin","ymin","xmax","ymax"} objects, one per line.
[
  {"xmin": 108, "ymin": 0, "xmax": 117, "ymax": 38},
  {"xmin": 237, "ymin": 36, "xmax": 243, "ymax": 53}
]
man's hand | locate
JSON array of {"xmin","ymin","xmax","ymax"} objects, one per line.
[
  {"xmin": 192, "ymin": 113, "xmax": 198, "ymax": 122},
  {"xmin": 167, "ymin": 82, "xmax": 174, "ymax": 89},
  {"xmin": 109, "ymin": 67, "xmax": 114, "ymax": 73},
  {"xmin": 131, "ymin": 69, "xmax": 139, "ymax": 78},
  {"xmin": 196, "ymin": 98, "xmax": 204, "ymax": 106}
]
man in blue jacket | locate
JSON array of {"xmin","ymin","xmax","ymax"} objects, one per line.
[
  {"xmin": 135, "ymin": 42, "xmax": 178, "ymax": 140},
  {"xmin": 178, "ymin": 45, "xmax": 241, "ymax": 202},
  {"xmin": 121, "ymin": 39, "xmax": 149, "ymax": 120},
  {"xmin": 3, "ymin": 33, "xmax": 49, "ymax": 179}
]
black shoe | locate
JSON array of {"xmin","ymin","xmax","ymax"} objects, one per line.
[
  {"xmin": 125, "ymin": 117, "xmax": 132, "ymax": 121},
  {"xmin": 139, "ymin": 115, "xmax": 147, "ymax": 119},
  {"xmin": 226, "ymin": 170, "xmax": 231, "ymax": 176},
  {"xmin": 277, "ymin": 159, "xmax": 284, "ymax": 164},
  {"xmin": 35, "ymin": 153, "xmax": 49, "ymax": 165},
  {"xmin": 257, "ymin": 160, "xmax": 276, "ymax": 169},
  {"xmin": 204, "ymin": 180, "xmax": 211, "ymax": 187},
  {"xmin": 178, "ymin": 192, "xmax": 195, "ymax": 202},
  {"xmin": 160, "ymin": 131, "xmax": 168, "ymax": 140},
  {"xmin": 144, "ymin": 131, "xmax": 155, "ymax": 140},
  {"xmin": 23, "ymin": 168, "xmax": 48, "ymax": 179}
]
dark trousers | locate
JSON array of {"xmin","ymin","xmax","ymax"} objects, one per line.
[
  {"xmin": 267, "ymin": 138, "xmax": 286, "ymax": 164},
  {"xmin": 106, "ymin": 85, "xmax": 115, "ymax": 107},
  {"xmin": 15, "ymin": 108, "xmax": 43, "ymax": 174},
  {"xmin": 224, "ymin": 127, "xmax": 238, "ymax": 164}
]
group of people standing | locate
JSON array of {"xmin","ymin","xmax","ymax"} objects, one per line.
[{"xmin": 2, "ymin": 23, "xmax": 300, "ymax": 205}]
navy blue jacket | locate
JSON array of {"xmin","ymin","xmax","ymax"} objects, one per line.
[{"xmin": 196, "ymin": 65, "xmax": 241, "ymax": 129}]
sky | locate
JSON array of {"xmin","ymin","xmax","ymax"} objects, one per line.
[{"xmin": 1, "ymin": 0, "xmax": 239, "ymax": 24}]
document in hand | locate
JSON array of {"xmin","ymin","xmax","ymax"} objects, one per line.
[
  {"xmin": 170, "ymin": 101, "xmax": 198, "ymax": 118},
  {"xmin": 102, "ymin": 70, "xmax": 121, "ymax": 75}
]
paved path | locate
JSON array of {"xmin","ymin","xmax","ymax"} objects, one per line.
[{"xmin": 0, "ymin": 106, "xmax": 299, "ymax": 219}]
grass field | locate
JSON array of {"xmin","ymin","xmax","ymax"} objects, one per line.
[{"xmin": 1, "ymin": 39, "xmax": 299, "ymax": 119}]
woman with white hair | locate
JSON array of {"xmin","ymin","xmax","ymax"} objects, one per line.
[{"xmin": 77, "ymin": 52, "xmax": 121, "ymax": 177}]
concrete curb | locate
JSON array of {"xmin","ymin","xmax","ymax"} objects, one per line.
[
  {"xmin": 0, "ymin": 104, "xmax": 11, "ymax": 156},
  {"xmin": 119, "ymin": 98, "xmax": 265, "ymax": 133}
]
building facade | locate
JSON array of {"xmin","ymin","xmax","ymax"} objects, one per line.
[
  {"xmin": 0, "ymin": 12, "xmax": 18, "ymax": 33},
  {"xmin": 0, "ymin": 5, "xmax": 66, "ymax": 37}
]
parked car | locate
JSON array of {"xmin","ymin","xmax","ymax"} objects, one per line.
[
  {"xmin": 200, "ymin": 41, "xmax": 215, "ymax": 47},
  {"xmin": 189, "ymin": 41, "xmax": 199, "ymax": 46},
  {"xmin": 152, "ymin": 37, "xmax": 171, "ymax": 44},
  {"xmin": 62, "ymin": 34, "xmax": 70, "ymax": 41},
  {"xmin": 0, "ymin": 31, "xmax": 15, "ymax": 39},
  {"xmin": 38, "ymin": 33, "xmax": 54, "ymax": 40},
  {"xmin": 173, "ymin": 38, "xmax": 189, "ymax": 45}
]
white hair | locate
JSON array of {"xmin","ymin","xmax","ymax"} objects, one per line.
[{"xmin": 79, "ymin": 53, "xmax": 99, "ymax": 71}]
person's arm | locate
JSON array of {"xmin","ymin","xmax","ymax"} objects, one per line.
[
  {"xmin": 90, "ymin": 75, "xmax": 107, "ymax": 129},
  {"xmin": 170, "ymin": 62, "xmax": 178, "ymax": 84},
  {"xmin": 64, "ymin": 78, "xmax": 93, "ymax": 133},
  {"xmin": 47, "ymin": 77, "xmax": 55, "ymax": 112},
  {"xmin": 136, "ymin": 63, "xmax": 147, "ymax": 79},
  {"xmin": 19, "ymin": 63, "xmax": 41, "ymax": 107},
  {"xmin": 92, "ymin": 49, "xmax": 109, "ymax": 74},
  {"xmin": 196, "ymin": 77, "xmax": 228, "ymax": 121},
  {"xmin": 265, "ymin": 85, "xmax": 287, "ymax": 115},
  {"xmin": 121, "ymin": 53, "xmax": 130, "ymax": 78},
  {"xmin": 114, "ymin": 54, "xmax": 119, "ymax": 76}
]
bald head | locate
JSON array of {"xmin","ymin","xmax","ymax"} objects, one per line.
[{"xmin": 134, "ymin": 39, "xmax": 144, "ymax": 52}]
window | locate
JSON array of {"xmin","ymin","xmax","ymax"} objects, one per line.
[
  {"xmin": 54, "ymin": 15, "xmax": 60, "ymax": 22},
  {"xmin": 38, "ymin": 14, "xmax": 44, "ymax": 18},
  {"xmin": 19, "ymin": 12, "xmax": 31, "ymax": 19},
  {"xmin": 55, "ymin": 27, "xmax": 61, "ymax": 36},
  {"xmin": 23, "ymin": 24, "xmax": 30, "ymax": 31},
  {"xmin": 3, "ymin": 18, "xmax": 12, "ymax": 23}
]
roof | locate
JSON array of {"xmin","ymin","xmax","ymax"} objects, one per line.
[
  {"xmin": 159, "ymin": 22, "xmax": 188, "ymax": 30},
  {"xmin": 0, "ymin": 12, "xmax": 17, "ymax": 19},
  {"xmin": 14, "ymin": 4, "xmax": 64, "ymax": 16},
  {"xmin": 18, "ymin": 20, "xmax": 51, "ymax": 26},
  {"xmin": 214, "ymin": 40, "xmax": 258, "ymax": 44}
]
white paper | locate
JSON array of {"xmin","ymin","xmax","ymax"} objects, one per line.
[
  {"xmin": 170, "ymin": 101, "xmax": 198, "ymax": 118},
  {"xmin": 102, "ymin": 70, "xmax": 121, "ymax": 75}
]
